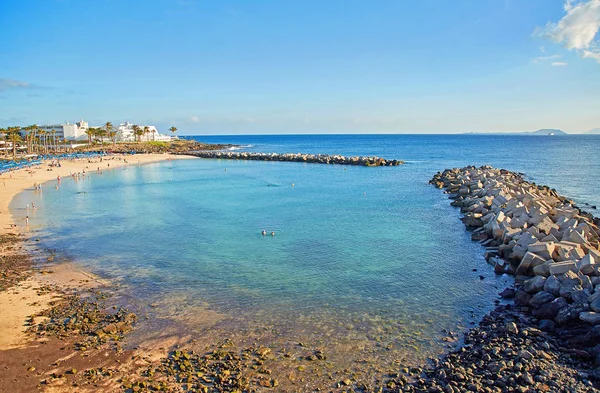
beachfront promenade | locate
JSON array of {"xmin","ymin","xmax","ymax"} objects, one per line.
[{"xmin": 182, "ymin": 150, "xmax": 404, "ymax": 166}]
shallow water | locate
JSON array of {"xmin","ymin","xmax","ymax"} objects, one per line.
[{"xmin": 10, "ymin": 134, "xmax": 600, "ymax": 385}]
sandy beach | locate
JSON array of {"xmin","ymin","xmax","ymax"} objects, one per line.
[
  {"xmin": 0, "ymin": 153, "xmax": 194, "ymax": 391},
  {"xmin": 0, "ymin": 153, "xmax": 194, "ymax": 348}
]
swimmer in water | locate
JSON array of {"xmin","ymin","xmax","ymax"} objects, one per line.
[
  {"xmin": 271, "ymin": 231, "xmax": 275, "ymax": 236},
  {"xmin": 262, "ymin": 230, "xmax": 267, "ymax": 236}
]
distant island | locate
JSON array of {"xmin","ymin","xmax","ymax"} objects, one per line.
[
  {"xmin": 587, "ymin": 128, "xmax": 600, "ymax": 134},
  {"xmin": 463, "ymin": 128, "xmax": 568, "ymax": 136},
  {"xmin": 528, "ymin": 128, "xmax": 568, "ymax": 136}
]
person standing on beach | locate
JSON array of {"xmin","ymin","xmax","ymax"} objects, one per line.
[{"xmin": 25, "ymin": 216, "xmax": 29, "ymax": 226}]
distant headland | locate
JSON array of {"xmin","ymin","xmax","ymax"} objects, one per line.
[{"xmin": 463, "ymin": 129, "xmax": 568, "ymax": 136}]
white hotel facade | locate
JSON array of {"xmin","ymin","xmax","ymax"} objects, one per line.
[
  {"xmin": 116, "ymin": 122, "xmax": 173, "ymax": 142},
  {"xmin": 20, "ymin": 119, "xmax": 90, "ymax": 141},
  {"xmin": 19, "ymin": 119, "xmax": 174, "ymax": 142}
]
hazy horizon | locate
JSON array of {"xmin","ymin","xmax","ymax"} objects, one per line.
[{"xmin": 1, "ymin": 0, "xmax": 599, "ymax": 134}]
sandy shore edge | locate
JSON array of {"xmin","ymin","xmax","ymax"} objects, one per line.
[{"xmin": 0, "ymin": 153, "xmax": 193, "ymax": 351}]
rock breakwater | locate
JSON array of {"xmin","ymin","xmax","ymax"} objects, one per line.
[
  {"xmin": 430, "ymin": 166, "xmax": 600, "ymax": 361},
  {"xmin": 182, "ymin": 151, "xmax": 404, "ymax": 166}
]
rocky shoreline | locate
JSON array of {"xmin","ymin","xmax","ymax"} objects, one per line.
[
  {"xmin": 418, "ymin": 165, "xmax": 600, "ymax": 392},
  {"xmin": 181, "ymin": 150, "xmax": 404, "ymax": 166},
  {"xmin": 77, "ymin": 140, "xmax": 230, "ymax": 155}
]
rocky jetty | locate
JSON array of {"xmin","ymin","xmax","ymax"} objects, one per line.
[
  {"xmin": 430, "ymin": 166, "xmax": 600, "ymax": 362},
  {"xmin": 182, "ymin": 150, "xmax": 404, "ymax": 166}
]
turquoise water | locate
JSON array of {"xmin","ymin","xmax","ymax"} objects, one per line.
[{"xmin": 10, "ymin": 134, "xmax": 600, "ymax": 374}]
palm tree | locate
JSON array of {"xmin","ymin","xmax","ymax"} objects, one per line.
[
  {"xmin": 24, "ymin": 125, "xmax": 35, "ymax": 154},
  {"xmin": 43, "ymin": 130, "xmax": 49, "ymax": 153},
  {"xmin": 133, "ymin": 125, "xmax": 144, "ymax": 142},
  {"xmin": 96, "ymin": 128, "xmax": 106, "ymax": 145},
  {"xmin": 22, "ymin": 126, "xmax": 30, "ymax": 153},
  {"xmin": 51, "ymin": 129, "xmax": 57, "ymax": 153},
  {"xmin": 132, "ymin": 125, "xmax": 140, "ymax": 142},
  {"xmin": 7, "ymin": 127, "xmax": 22, "ymax": 158},
  {"xmin": 105, "ymin": 122, "xmax": 112, "ymax": 142},
  {"xmin": 143, "ymin": 126, "xmax": 150, "ymax": 142},
  {"xmin": 37, "ymin": 130, "xmax": 44, "ymax": 153},
  {"xmin": 169, "ymin": 126, "xmax": 177, "ymax": 139},
  {"xmin": 29, "ymin": 124, "xmax": 38, "ymax": 153},
  {"xmin": 108, "ymin": 130, "xmax": 117, "ymax": 146},
  {"xmin": 85, "ymin": 127, "xmax": 94, "ymax": 145}
]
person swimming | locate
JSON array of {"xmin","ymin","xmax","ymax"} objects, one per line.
[
  {"xmin": 262, "ymin": 230, "xmax": 267, "ymax": 236},
  {"xmin": 271, "ymin": 231, "xmax": 275, "ymax": 236}
]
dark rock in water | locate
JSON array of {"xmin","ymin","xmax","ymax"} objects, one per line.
[
  {"xmin": 514, "ymin": 290, "xmax": 532, "ymax": 306},
  {"xmin": 499, "ymin": 288, "xmax": 516, "ymax": 298}
]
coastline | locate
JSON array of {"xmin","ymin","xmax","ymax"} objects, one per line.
[{"xmin": 2, "ymin": 156, "xmax": 600, "ymax": 391}]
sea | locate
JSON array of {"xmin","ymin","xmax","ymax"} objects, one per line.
[{"xmin": 10, "ymin": 134, "xmax": 600, "ymax": 386}]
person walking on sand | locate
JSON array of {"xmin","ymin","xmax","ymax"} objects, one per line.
[{"xmin": 25, "ymin": 216, "xmax": 29, "ymax": 226}]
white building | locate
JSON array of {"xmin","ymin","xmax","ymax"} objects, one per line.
[
  {"xmin": 117, "ymin": 122, "xmax": 173, "ymax": 142},
  {"xmin": 20, "ymin": 119, "xmax": 89, "ymax": 141}
]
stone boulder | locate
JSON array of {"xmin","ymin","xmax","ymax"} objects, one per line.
[
  {"xmin": 549, "ymin": 261, "xmax": 578, "ymax": 276},
  {"xmin": 528, "ymin": 291, "xmax": 555, "ymax": 308},
  {"xmin": 516, "ymin": 252, "xmax": 546, "ymax": 275},
  {"xmin": 580, "ymin": 312, "xmax": 600, "ymax": 325},
  {"xmin": 578, "ymin": 254, "xmax": 597, "ymax": 275},
  {"xmin": 514, "ymin": 290, "xmax": 532, "ymax": 306},
  {"xmin": 527, "ymin": 242, "xmax": 555, "ymax": 260},
  {"xmin": 532, "ymin": 297, "xmax": 567, "ymax": 320},
  {"xmin": 555, "ymin": 303, "xmax": 589, "ymax": 325},
  {"xmin": 543, "ymin": 276, "xmax": 561, "ymax": 296},
  {"xmin": 523, "ymin": 276, "xmax": 546, "ymax": 293}
]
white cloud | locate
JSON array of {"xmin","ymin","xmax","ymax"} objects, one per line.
[
  {"xmin": 0, "ymin": 78, "xmax": 31, "ymax": 91},
  {"xmin": 564, "ymin": 0, "xmax": 576, "ymax": 11},
  {"xmin": 537, "ymin": 0, "xmax": 600, "ymax": 63},
  {"xmin": 189, "ymin": 116, "xmax": 200, "ymax": 123},
  {"xmin": 551, "ymin": 61, "xmax": 569, "ymax": 66},
  {"xmin": 532, "ymin": 54, "xmax": 562, "ymax": 63}
]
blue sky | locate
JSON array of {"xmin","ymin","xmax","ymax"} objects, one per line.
[{"xmin": 1, "ymin": 0, "xmax": 599, "ymax": 134}]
